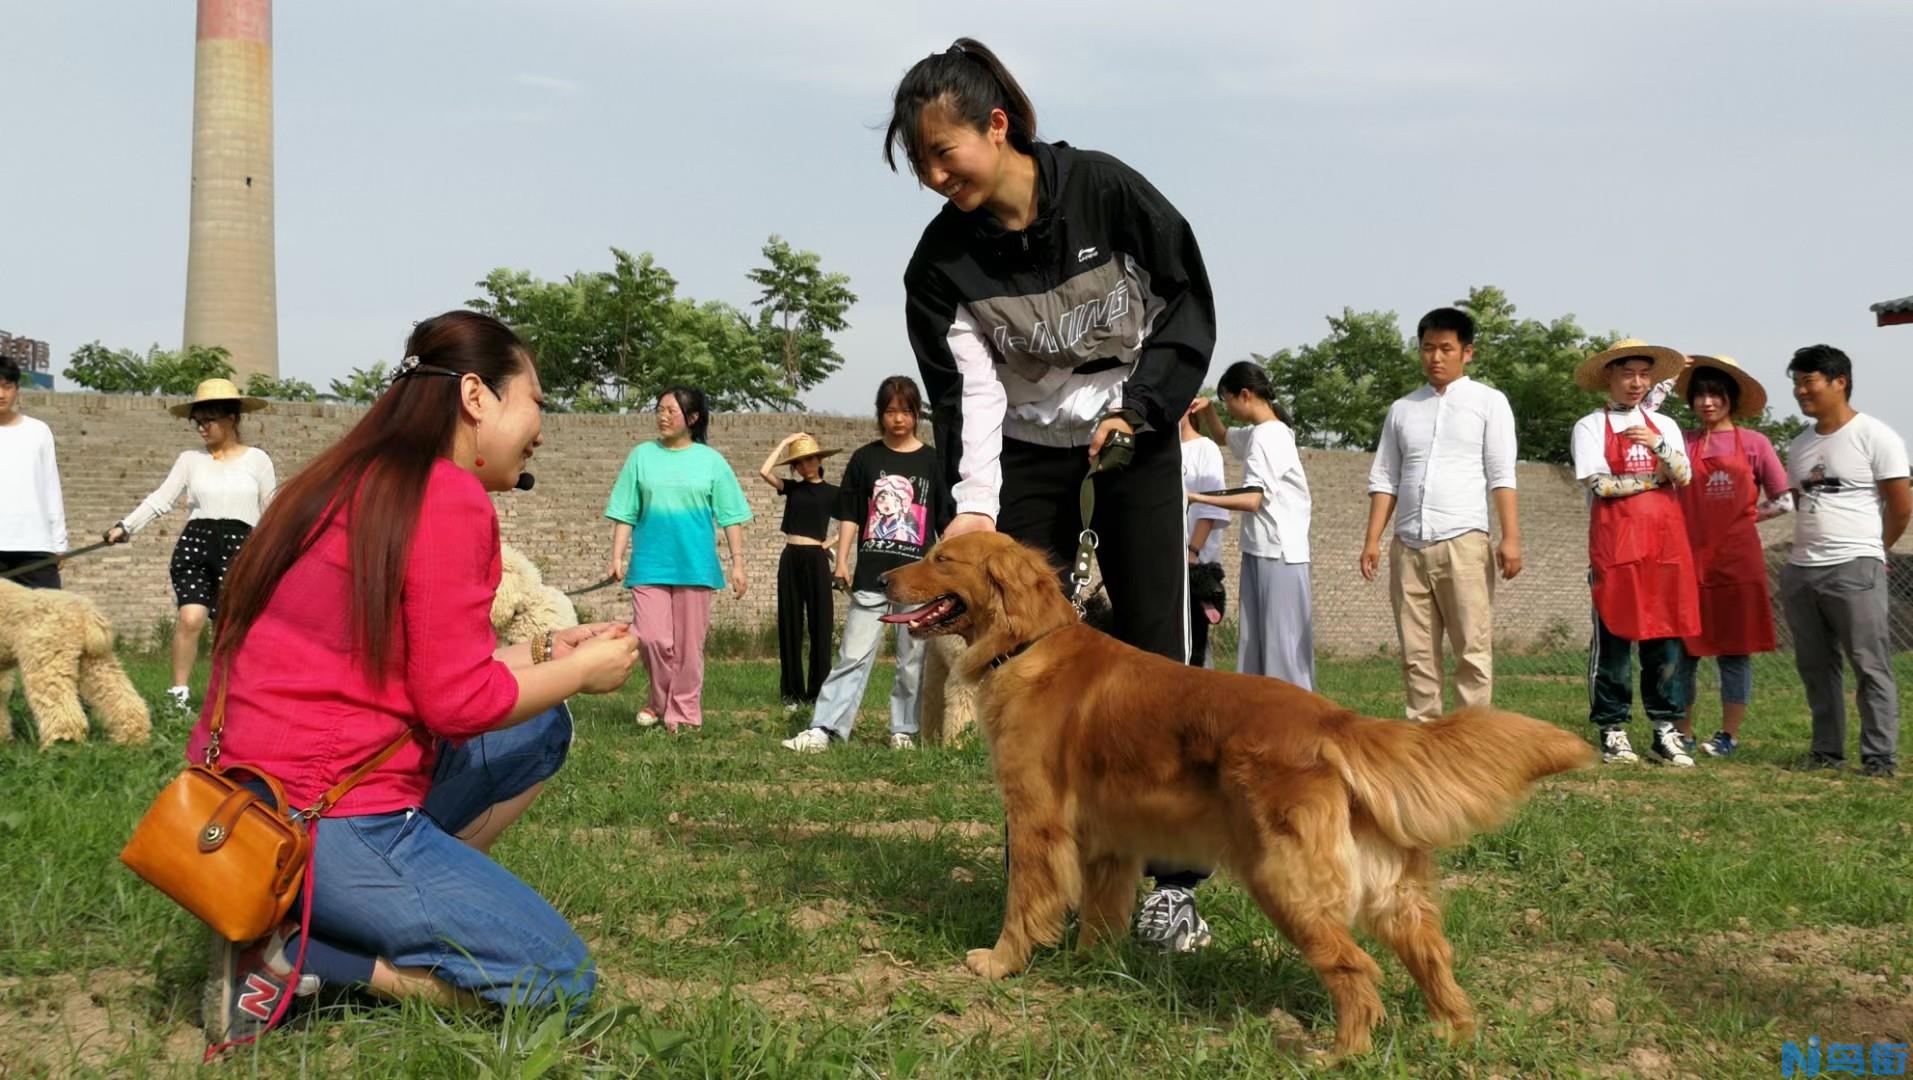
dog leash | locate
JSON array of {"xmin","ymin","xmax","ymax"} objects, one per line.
[
  {"xmin": 563, "ymin": 575, "xmax": 621, "ymax": 597},
  {"xmin": 1067, "ymin": 429, "xmax": 1134, "ymax": 613},
  {"xmin": 0, "ymin": 536, "xmax": 118, "ymax": 582}
]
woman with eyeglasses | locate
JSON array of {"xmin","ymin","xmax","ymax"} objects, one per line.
[{"xmin": 106, "ymin": 378, "xmax": 277, "ymax": 717}]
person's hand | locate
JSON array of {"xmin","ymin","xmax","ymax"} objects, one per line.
[
  {"xmin": 731, "ymin": 559, "xmax": 749, "ymax": 600},
  {"xmin": 1087, "ymin": 415, "xmax": 1135, "ymax": 461},
  {"xmin": 1359, "ymin": 541, "xmax": 1381, "ymax": 583},
  {"xmin": 1623, "ymin": 425, "xmax": 1660, "ymax": 448},
  {"xmin": 943, "ymin": 513, "xmax": 996, "ymax": 539},
  {"xmin": 605, "ymin": 556, "xmax": 624, "ymax": 582},
  {"xmin": 1496, "ymin": 536, "xmax": 1524, "ymax": 580},
  {"xmin": 105, "ymin": 525, "xmax": 129, "ymax": 544},
  {"xmin": 552, "ymin": 622, "xmax": 624, "ymax": 659},
  {"xmin": 1190, "ymin": 397, "xmax": 1214, "ymax": 416},
  {"xmin": 571, "ymin": 625, "xmax": 639, "ymax": 694}
]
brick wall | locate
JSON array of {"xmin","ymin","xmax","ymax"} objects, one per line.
[{"xmin": 15, "ymin": 390, "xmax": 1894, "ymax": 654}]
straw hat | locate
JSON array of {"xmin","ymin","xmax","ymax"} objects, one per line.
[
  {"xmin": 1572, "ymin": 339, "xmax": 1688, "ymax": 392},
  {"xmin": 168, "ymin": 378, "xmax": 268, "ymax": 418},
  {"xmin": 1676, "ymin": 355, "xmax": 1767, "ymax": 419},
  {"xmin": 772, "ymin": 433, "xmax": 841, "ymax": 468}
]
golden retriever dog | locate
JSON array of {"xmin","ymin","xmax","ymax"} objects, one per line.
[{"xmin": 880, "ymin": 532, "xmax": 1593, "ymax": 1057}]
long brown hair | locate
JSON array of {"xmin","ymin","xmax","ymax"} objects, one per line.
[{"xmin": 214, "ymin": 311, "xmax": 530, "ymax": 678}]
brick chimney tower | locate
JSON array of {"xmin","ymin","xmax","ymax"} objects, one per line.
[{"xmin": 182, "ymin": 0, "xmax": 278, "ymax": 383}]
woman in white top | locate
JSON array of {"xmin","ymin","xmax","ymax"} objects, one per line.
[
  {"xmin": 106, "ymin": 379, "xmax": 277, "ymax": 715},
  {"xmin": 1188, "ymin": 360, "xmax": 1314, "ymax": 688}
]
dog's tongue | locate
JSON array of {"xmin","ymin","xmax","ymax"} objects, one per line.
[{"xmin": 879, "ymin": 600, "xmax": 938, "ymax": 624}]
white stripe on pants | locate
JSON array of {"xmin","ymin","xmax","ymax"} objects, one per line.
[{"xmin": 1237, "ymin": 554, "xmax": 1315, "ymax": 690}]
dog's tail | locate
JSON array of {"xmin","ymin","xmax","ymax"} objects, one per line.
[
  {"xmin": 82, "ymin": 607, "xmax": 115, "ymax": 656},
  {"xmin": 1320, "ymin": 707, "xmax": 1594, "ymax": 850}
]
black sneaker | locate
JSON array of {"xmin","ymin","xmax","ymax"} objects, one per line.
[
  {"xmin": 1861, "ymin": 759, "xmax": 1898, "ymax": 779},
  {"xmin": 1133, "ymin": 886, "xmax": 1213, "ymax": 953},
  {"xmin": 203, "ymin": 926, "xmax": 318, "ymax": 1047},
  {"xmin": 1791, "ymin": 753, "xmax": 1846, "ymax": 774}
]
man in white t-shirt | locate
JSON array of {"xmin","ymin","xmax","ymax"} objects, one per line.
[
  {"xmin": 1569, "ymin": 340, "xmax": 1701, "ymax": 769},
  {"xmin": 1362, "ymin": 307, "xmax": 1522, "ymax": 722},
  {"xmin": 1180, "ymin": 402, "xmax": 1229, "ymax": 668},
  {"xmin": 1779, "ymin": 345, "xmax": 1911, "ymax": 778},
  {"xmin": 0, "ymin": 357, "xmax": 69, "ymax": 590}
]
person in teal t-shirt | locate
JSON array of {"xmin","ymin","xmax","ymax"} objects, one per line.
[{"xmin": 605, "ymin": 386, "xmax": 752, "ymax": 733}]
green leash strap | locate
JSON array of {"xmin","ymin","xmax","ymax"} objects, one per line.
[{"xmin": 1067, "ymin": 429, "xmax": 1135, "ymax": 610}]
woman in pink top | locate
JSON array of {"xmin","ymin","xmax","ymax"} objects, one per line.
[{"xmin": 188, "ymin": 312, "xmax": 639, "ymax": 1046}]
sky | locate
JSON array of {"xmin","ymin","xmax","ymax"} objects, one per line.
[{"xmin": 4, "ymin": 0, "xmax": 1911, "ymax": 440}]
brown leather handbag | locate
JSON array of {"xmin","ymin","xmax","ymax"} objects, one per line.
[{"xmin": 119, "ymin": 678, "xmax": 413, "ymax": 943}]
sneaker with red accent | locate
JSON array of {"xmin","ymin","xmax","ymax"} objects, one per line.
[{"xmin": 202, "ymin": 926, "xmax": 319, "ymax": 1046}]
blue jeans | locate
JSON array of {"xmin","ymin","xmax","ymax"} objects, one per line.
[
  {"xmin": 290, "ymin": 705, "xmax": 592, "ymax": 1011},
  {"xmin": 810, "ymin": 589, "xmax": 925, "ymax": 739},
  {"xmin": 1675, "ymin": 652, "xmax": 1753, "ymax": 709}
]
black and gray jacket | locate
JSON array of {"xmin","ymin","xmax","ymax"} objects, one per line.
[{"xmin": 903, "ymin": 140, "xmax": 1216, "ymax": 520}]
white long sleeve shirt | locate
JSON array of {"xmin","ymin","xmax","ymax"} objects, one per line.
[
  {"xmin": 0, "ymin": 415, "xmax": 68, "ymax": 553},
  {"xmin": 1367, "ymin": 377, "xmax": 1518, "ymax": 548},
  {"xmin": 120, "ymin": 447, "xmax": 278, "ymax": 534}
]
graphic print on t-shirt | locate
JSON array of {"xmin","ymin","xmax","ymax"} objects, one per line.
[
  {"xmin": 864, "ymin": 473, "xmax": 926, "ymax": 553},
  {"xmin": 1800, "ymin": 463, "xmax": 1846, "ymax": 512}
]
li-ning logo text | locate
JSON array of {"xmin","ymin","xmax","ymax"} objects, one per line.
[
  {"xmin": 1781, "ymin": 1037, "xmax": 1908, "ymax": 1076},
  {"xmin": 992, "ymin": 282, "xmax": 1130, "ymax": 356}
]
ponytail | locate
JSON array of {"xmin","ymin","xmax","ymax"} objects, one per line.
[
  {"xmin": 1217, "ymin": 360, "xmax": 1294, "ymax": 426},
  {"xmin": 883, "ymin": 38, "xmax": 1037, "ymax": 176}
]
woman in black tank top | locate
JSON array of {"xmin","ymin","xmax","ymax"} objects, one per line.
[{"xmin": 757, "ymin": 433, "xmax": 842, "ymax": 708}]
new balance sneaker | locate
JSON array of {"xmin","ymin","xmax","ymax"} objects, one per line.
[
  {"xmin": 203, "ymin": 926, "xmax": 318, "ymax": 1046},
  {"xmin": 1601, "ymin": 728, "xmax": 1639, "ymax": 765},
  {"xmin": 1701, "ymin": 731, "xmax": 1738, "ymax": 758},
  {"xmin": 781, "ymin": 727, "xmax": 832, "ymax": 754},
  {"xmin": 1133, "ymin": 886, "xmax": 1212, "ymax": 954},
  {"xmin": 1650, "ymin": 724, "xmax": 1696, "ymax": 767},
  {"xmin": 889, "ymin": 732, "xmax": 916, "ymax": 751},
  {"xmin": 167, "ymin": 685, "xmax": 193, "ymax": 717},
  {"xmin": 1861, "ymin": 758, "xmax": 1898, "ymax": 779}
]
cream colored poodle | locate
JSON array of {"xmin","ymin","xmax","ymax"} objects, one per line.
[
  {"xmin": 491, "ymin": 543, "xmax": 580, "ymax": 647},
  {"xmin": 0, "ymin": 579, "xmax": 152, "ymax": 748}
]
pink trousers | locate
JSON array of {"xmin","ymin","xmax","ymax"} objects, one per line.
[{"xmin": 631, "ymin": 585, "xmax": 715, "ymax": 730}]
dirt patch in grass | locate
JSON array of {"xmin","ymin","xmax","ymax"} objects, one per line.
[
  {"xmin": 0, "ymin": 968, "xmax": 201, "ymax": 1074},
  {"xmin": 1616, "ymin": 925, "xmax": 1913, "ymax": 1043}
]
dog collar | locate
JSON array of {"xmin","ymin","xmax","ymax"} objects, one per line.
[{"xmin": 985, "ymin": 624, "xmax": 1068, "ymax": 671}]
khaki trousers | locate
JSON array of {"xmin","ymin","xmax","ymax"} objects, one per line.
[{"xmin": 1390, "ymin": 531, "xmax": 1495, "ymax": 722}]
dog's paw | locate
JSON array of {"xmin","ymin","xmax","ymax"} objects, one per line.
[{"xmin": 963, "ymin": 947, "xmax": 1018, "ymax": 980}]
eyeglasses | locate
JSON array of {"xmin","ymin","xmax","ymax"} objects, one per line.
[{"xmin": 189, "ymin": 416, "xmax": 221, "ymax": 429}]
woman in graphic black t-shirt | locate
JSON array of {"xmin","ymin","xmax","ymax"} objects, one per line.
[{"xmin": 757, "ymin": 432, "xmax": 841, "ymax": 708}]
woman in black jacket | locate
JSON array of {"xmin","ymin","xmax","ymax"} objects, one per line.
[{"xmin": 885, "ymin": 37, "xmax": 1219, "ymax": 954}]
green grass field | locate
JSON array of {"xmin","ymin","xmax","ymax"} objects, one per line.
[{"xmin": 2, "ymin": 645, "xmax": 1909, "ymax": 1078}]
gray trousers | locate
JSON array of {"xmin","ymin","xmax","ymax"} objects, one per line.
[
  {"xmin": 1780, "ymin": 559, "xmax": 1900, "ymax": 765},
  {"xmin": 1238, "ymin": 555, "xmax": 1315, "ymax": 690}
]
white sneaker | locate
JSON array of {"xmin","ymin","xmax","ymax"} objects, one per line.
[
  {"xmin": 1650, "ymin": 724, "xmax": 1696, "ymax": 768},
  {"xmin": 634, "ymin": 709, "xmax": 661, "ymax": 728},
  {"xmin": 1601, "ymin": 728, "xmax": 1639, "ymax": 765},
  {"xmin": 782, "ymin": 727, "xmax": 832, "ymax": 753},
  {"xmin": 890, "ymin": 732, "xmax": 916, "ymax": 751},
  {"xmin": 1133, "ymin": 886, "xmax": 1212, "ymax": 953},
  {"xmin": 167, "ymin": 685, "xmax": 193, "ymax": 717}
]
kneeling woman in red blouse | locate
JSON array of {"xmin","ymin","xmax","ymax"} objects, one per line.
[{"xmin": 187, "ymin": 312, "xmax": 639, "ymax": 1046}]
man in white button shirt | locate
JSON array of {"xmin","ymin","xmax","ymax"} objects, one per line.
[{"xmin": 1360, "ymin": 308, "xmax": 1521, "ymax": 722}]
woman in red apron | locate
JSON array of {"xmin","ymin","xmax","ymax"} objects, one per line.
[
  {"xmin": 1672, "ymin": 358, "xmax": 1791, "ymax": 758},
  {"xmin": 1570, "ymin": 340, "xmax": 1702, "ymax": 766}
]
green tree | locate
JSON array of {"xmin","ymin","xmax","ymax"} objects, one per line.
[
  {"xmin": 746, "ymin": 235, "xmax": 857, "ymax": 395},
  {"xmin": 1256, "ymin": 309, "xmax": 1422, "ymax": 450},
  {"xmin": 63, "ymin": 343, "xmax": 235, "ymax": 395},
  {"xmin": 244, "ymin": 372, "xmax": 319, "ymax": 402},
  {"xmin": 328, "ymin": 362, "xmax": 389, "ymax": 405},
  {"xmin": 473, "ymin": 244, "xmax": 849, "ymax": 413},
  {"xmin": 1459, "ymin": 286, "xmax": 1614, "ymax": 466}
]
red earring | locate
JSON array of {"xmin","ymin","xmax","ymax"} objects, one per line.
[{"xmin": 475, "ymin": 455, "xmax": 486, "ymax": 468}]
